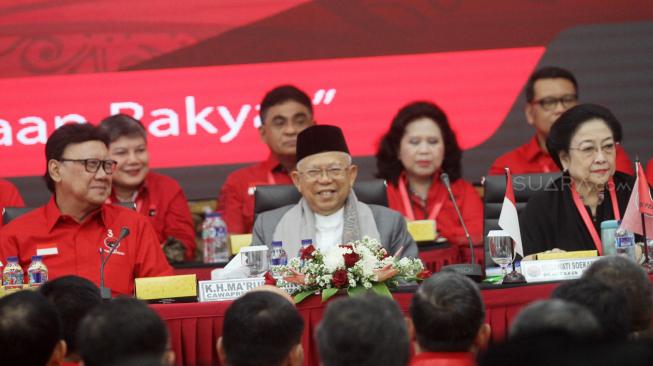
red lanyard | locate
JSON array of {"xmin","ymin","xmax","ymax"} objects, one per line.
[
  {"xmin": 398, "ymin": 175, "xmax": 447, "ymax": 221},
  {"xmin": 267, "ymin": 171, "xmax": 276, "ymax": 185},
  {"xmin": 570, "ymin": 178, "xmax": 620, "ymax": 255}
]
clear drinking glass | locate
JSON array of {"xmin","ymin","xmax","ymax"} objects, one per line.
[
  {"xmin": 240, "ymin": 246, "xmax": 269, "ymax": 277},
  {"xmin": 489, "ymin": 235, "xmax": 513, "ymax": 275}
]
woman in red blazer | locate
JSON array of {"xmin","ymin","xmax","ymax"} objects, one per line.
[{"xmin": 376, "ymin": 101, "xmax": 483, "ymax": 266}]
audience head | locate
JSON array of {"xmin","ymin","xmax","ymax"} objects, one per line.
[
  {"xmin": 259, "ymin": 85, "xmax": 314, "ymax": 159},
  {"xmin": 524, "ymin": 66, "xmax": 578, "ymax": 140},
  {"xmin": 376, "ymin": 101, "xmax": 462, "ymax": 185},
  {"xmin": 218, "ymin": 290, "xmax": 304, "ymax": 366},
  {"xmin": 39, "ymin": 275, "xmax": 103, "ymax": 360},
  {"xmin": 45, "ymin": 123, "xmax": 113, "ymax": 204},
  {"xmin": 552, "ymin": 277, "xmax": 630, "ymax": 340},
  {"xmin": 0, "ymin": 290, "xmax": 66, "ymax": 366},
  {"xmin": 583, "ymin": 256, "xmax": 653, "ymax": 334},
  {"xmin": 509, "ymin": 299, "xmax": 601, "ymax": 340},
  {"xmin": 98, "ymin": 114, "xmax": 150, "ymax": 192},
  {"xmin": 291, "ymin": 125, "xmax": 357, "ymax": 216},
  {"xmin": 316, "ymin": 293, "xmax": 410, "ymax": 366},
  {"xmin": 78, "ymin": 297, "xmax": 173, "ymax": 366},
  {"xmin": 410, "ymin": 271, "xmax": 490, "ymax": 353},
  {"xmin": 546, "ymin": 103, "xmax": 622, "ymax": 188}
]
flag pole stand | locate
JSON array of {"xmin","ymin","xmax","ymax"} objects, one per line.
[
  {"xmin": 502, "ymin": 239, "xmax": 526, "ymax": 284},
  {"xmin": 640, "ymin": 213, "xmax": 653, "ymax": 274}
]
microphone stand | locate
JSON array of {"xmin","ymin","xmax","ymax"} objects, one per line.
[
  {"xmin": 439, "ymin": 173, "xmax": 484, "ymax": 282},
  {"xmin": 99, "ymin": 227, "xmax": 130, "ymax": 300}
]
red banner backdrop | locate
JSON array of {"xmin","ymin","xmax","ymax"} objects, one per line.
[{"xmin": 0, "ymin": 47, "xmax": 543, "ymax": 177}]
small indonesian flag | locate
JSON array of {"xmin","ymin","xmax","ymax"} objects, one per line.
[
  {"xmin": 637, "ymin": 161, "xmax": 653, "ymax": 216},
  {"xmin": 36, "ymin": 243, "xmax": 58, "ymax": 256},
  {"xmin": 620, "ymin": 162, "xmax": 653, "ymax": 238},
  {"xmin": 498, "ymin": 168, "xmax": 524, "ymax": 258}
]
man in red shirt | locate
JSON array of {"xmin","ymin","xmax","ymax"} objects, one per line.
[
  {"xmin": 0, "ymin": 178, "xmax": 25, "ymax": 229},
  {"xmin": 0, "ymin": 123, "xmax": 172, "ymax": 296},
  {"xmin": 408, "ymin": 271, "xmax": 490, "ymax": 366},
  {"xmin": 647, "ymin": 159, "xmax": 653, "ymax": 185},
  {"xmin": 99, "ymin": 114, "xmax": 196, "ymax": 261},
  {"xmin": 489, "ymin": 66, "xmax": 633, "ymax": 175},
  {"xmin": 217, "ymin": 85, "xmax": 315, "ymax": 234}
]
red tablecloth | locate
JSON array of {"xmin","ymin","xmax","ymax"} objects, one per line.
[{"xmin": 152, "ymin": 281, "xmax": 559, "ymax": 366}]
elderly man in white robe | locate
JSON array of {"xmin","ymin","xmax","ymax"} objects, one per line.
[{"xmin": 251, "ymin": 125, "xmax": 418, "ymax": 259}]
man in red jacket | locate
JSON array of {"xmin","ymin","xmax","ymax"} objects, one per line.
[
  {"xmin": 0, "ymin": 123, "xmax": 172, "ymax": 296},
  {"xmin": 217, "ymin": 85, "xmax": 315, "ymax": 234},
  {"xmin": 408, "ymin": 271, "xmax": 490, "ymax": 366},
  {"xmin": 489, "ymin": 66, "xmax": 632, "ymax": 176}
]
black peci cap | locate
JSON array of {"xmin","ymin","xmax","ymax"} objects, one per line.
[{"xmin": 296, "ymin": 125, "xmax": 350, "ymax": 163}]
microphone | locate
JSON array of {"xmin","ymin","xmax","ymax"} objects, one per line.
[
  {"xmin": 439, "ymin": 173, "xmax": 484, "ymax": 282},
  {"xmin": 99, "ymin": 227, "xmax": 130, "ymax": 300}
]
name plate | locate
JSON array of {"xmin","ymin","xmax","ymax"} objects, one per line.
[
  {"xmin": 521, "ymin": 257, "xmax": 600, "ymax": 283},
  {"xmin": 199, "ymin": 278, "xmax": 266, "ymax": 302},
  {"xmin": 199, "ymin": 277, "xmax": 302, "ymax": 302}
]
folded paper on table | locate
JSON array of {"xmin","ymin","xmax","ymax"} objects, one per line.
[
  {"xmin": 536, "ymin": 250, "xmax": 597, "ymax": 260},
  {"xmin": 407, "ymin": 220, "xmax": 437, "ymax": 242},
  {"xmin": 135, "ymin": 274, "xmax": 197, "ymax": 304}
]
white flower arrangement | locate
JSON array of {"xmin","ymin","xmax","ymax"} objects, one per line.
[{"xmin": 271, "ymin": 236, "xmax": 429, "ymax": 303}]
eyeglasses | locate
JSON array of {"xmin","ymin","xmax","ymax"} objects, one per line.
[
  {"xmin": 299, "ymin": 166, "xmax": 348, "ymax": 181},
  {"xmin": 531, "ymin": 94, "xmax": 578, "ymax": 111},
  {"xmin": 59, "ymin": 158, "xmax": 117, "ymax": 174},
  {"xmin": 569, "ymin": 142, "xmax": 616, "ymax": 158}
]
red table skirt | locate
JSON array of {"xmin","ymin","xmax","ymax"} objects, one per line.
[
  {"xmin": 418, "ymin": 245, "xmax": 485, "ymax": 272},
  {"xmin": 152, "ymin": 281, "xmax": 559, "ymax": 366}
]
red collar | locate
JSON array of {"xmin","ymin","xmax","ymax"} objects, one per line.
[
  {"xmin": 524, "ymin": 135, "xmax": 550, "ymax": 163},
  {"xmin": 262, "ymin": 154, "xmax": 289, "ymax": 174},
  {"xmin": 45, "ymin": 196, "xmax": 106, "ymax": 232},
  {"xmin": 412, "ymin": 352, "xmax": 474, "ymax": 362}
]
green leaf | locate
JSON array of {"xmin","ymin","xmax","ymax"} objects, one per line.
[
  {"xmin": 371, "ymin": 282, "xmax": 392, "ymax": 298},
  {"xmin": 322, "ymin": 287, "xmax": 339, "ymax": 302},
  {"xmin": 293, "ymin": 290, "xmax": 314, "ymax": 304},
  {"xmin": 347, "ymin": 285, "xmax": 368, "ymax": 297}
]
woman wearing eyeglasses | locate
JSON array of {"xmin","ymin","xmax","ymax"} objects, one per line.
[
  {"xmin": 376, "ymin": 101, "xmax": 483, "ymax": 266},
  {"xmin": 520, "ymin": 104, "xmax": 640, "ymax": 257},
  {"xmin": 98, "ymin": 115, "xmax": 196, "ymax": 262}
]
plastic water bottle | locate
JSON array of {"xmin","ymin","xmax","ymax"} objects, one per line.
[
  {"xmin": 27, "ymin": 256, "xmax": 48, "ymax": 286},
  {"xmin": 2, "ymin": 256, "xmax": 24, "ymax": 287},
  {"xmin": 202, "ymin": 212, "xmax": 230, "ymax": 263},
  {"xmin": 600, "ymin": 220, "xmax": 618, "ymax": 256},
  {"xmin": 270, "ymin": 241, "xmax": 288, "ymax": 267},
  {"xmin": 614, "ymin": 227, "xmax": 636, "ymax": 262}
]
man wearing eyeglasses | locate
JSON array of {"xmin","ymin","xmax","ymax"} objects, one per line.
[
  {"xmin": 488, "ymin": 66, "xmax": 633, "ymax": 175},
  {"xmin": 252, "ymin": 125, "xmax": 417, "ymax": 258},
  {"xmin": 0, "ymin": 123, "xmax": 172, "ymax": 296}
]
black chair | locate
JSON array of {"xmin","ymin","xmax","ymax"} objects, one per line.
[
  {"xmin": 2, "ymin": 207, "xmax": 34, "ymax": 225},
  {"xmin": 2, "ymin": 202, "xmax": 136, "ymax": 225},
  {"xmin": 254, "ymin": 179, "xmax": 388, "ymax": 215},
  {"xmin": 483, "ymin": 172, "xmax": 560, "ymax": 268}
]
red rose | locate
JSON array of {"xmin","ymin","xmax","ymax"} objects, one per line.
[
  {"xmin": 340, "ymin": 245, "xmax": 360, "ymax": 268},
  {"xmin": 331, "ymin": 269, "xmax": 349, "ymax": 288},
  {"xmin": 263, "ymin": 271, "xmax": 277, "ymax": 286},
  {"xmin": 300, "ymin": 245, "xmax": 316, "ymax": 260},
  {"xmin": 343, "ymin": 251, "xmax": 360, "ymax": 268},
  {"xmin": 416, "ymin": 269, "xmax": 432, "ymax": 280}
]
